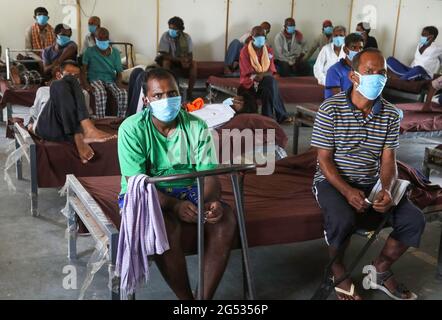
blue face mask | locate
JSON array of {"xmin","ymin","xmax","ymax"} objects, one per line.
[
  {"xmin": 96, "ymin": 39, "xmax": 110, "ymax": 51},
  {"xmin": 419, "ymin": 36, "xmax": 429, "ymax": 47},
  {"xmin": 168, "ymin": 29, "xmax": 179, "ymax": 38},
  {"xmin": 355, "ymin": 71, "xmax": 387, "ymax": 100},
  {"xmin": 253, "ymin": 36, "xmax": 266, "ymax": 48},
  {"xmin": 347, "ymin": 50, "xmax": 359, "ymax": 61},
  {"xmin": 149, "ymin": 96, "xmax": 182, "ymax": 123},
  {"xmin": 36, "ymin": 15, "xmax": 49, "ymax": 26},
  {"xmin": 333, "ymin": 36, "xmax": 345, "ymax": 47},
  {"xmin": 56, "ymin": 35, "xmax": 71, "ymax": 47},
  {"xmin": 323, "ymin": 26, "xmax": 333, "ymax": 36},
  {"xmin": 355, "ymin": 31, "xmax": 363, "ymax": 36},
  {"xmin": 88, "ymin": 25, "xmax": 97, "ymax": 34},
  {"xmin": 286, "ymin": 26, "xmax": 296, "ymax": 34}
]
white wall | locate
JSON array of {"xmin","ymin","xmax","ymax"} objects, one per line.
[{"xmin": 0, "ymin": 0, "xmax": 441, "ymax": 64}]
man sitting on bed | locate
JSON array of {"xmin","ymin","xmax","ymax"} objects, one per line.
[
  {"xmin": 239, "ymin": 25, "xmax": 292, "ymax": 124},
  {"xmin": 311, "ymin": 48, "xmax": 425, "ymax": 300},
  {"xmin": 422, "ymin": 75, "xmax": 442, "ymax": 111},
  {"xmin": 324, "ymin": 33, "xmax": 364, "ymax": 99},
  {"xmin": 118, "ymin": 68, "xmax": 237, "ymax": 300},
  {"xmin": 32, "ymin": 60, "xmax": 116, "ymax": 164}
]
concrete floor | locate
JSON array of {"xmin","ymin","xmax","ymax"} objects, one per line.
[{"xmin": 0, "ymin": 104, "xmax": 441, "ymax": 300}]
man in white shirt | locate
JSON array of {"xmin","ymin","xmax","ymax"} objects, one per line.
[
  {"xmin": 273, "ymin": 18, "xmax": 309, "ymax": 77},
  {"xmin": 387, "ymin": 26, "xmax": 442, "ymax": 80},
  {"xmin": 224, "ymin": 22, "xmax": 271, "ymax": 75},
  {"xmin": 313, "ymin": 25, "xmax": 347, "ymax": 86}
]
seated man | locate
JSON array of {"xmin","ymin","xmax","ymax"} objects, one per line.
[
  {"xmin": 224, "ymin": 21, "xmax": 271, "ymax": 75},
  {"xmin": 82, "ymin": 16, "xmax": 101, "ymax": 55},
  {"xmin": 156, "ymin": 16, "xmax": 197, "ymax": 101},
  {"xmin": 324, "ymin": 33, "xmax": 364, "ymax": 99},
  {"xmin": 42, "ymin": 24, "xmax": 78, "ymax": 77},
  {"xmin": 312, "ymin": 48, "xmax": 425, "ymax": 300},
  {"xmin": 118, "ymin": 68, "xmax": 237, "ymax": 300},
  {"xmin": 25, "ymin": 7, "xmax": 55, "ymax": 53},
  {"xmin": 82, "ymin": 27, "xmax": 128, "ymax": 118},
  {"xmin": 239, "ymin": 26, "xmax": 291, "ymax": 124},
  {"xmin": 304, "ymin": 20, "xmax": 334, "ymax": 62},
  {"xmin": 274, "ymin": 18, "xmax": 309, "ymax": 77},
  {"xmin": 387, "ymin": 26, "xmax": 441, "ymax": 81},
  {"xmin": 314, "ymin": 25, "xmax": 347, "ymax": 86},
  {"xmin": 33, "ymin": 60, "xmax": 116, "ymax": 164},
  {"xmin": 356, "ymin": 22, "xmax": 378, "ymax": 49},
  {"xmin": 423, "ymin": 75, "xmax": 442, "ymax": 111}
]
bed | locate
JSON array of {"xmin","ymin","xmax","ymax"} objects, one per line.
[
  {"xmin": 64, "ymin": 149, "xmax": 442, "ymax": 299},
  {"xmin": 292, "ymin": 102, "xmax": 442, "ymax": 154},
  {"xmin": 207, "ymin": 76, "xmax": 324, "ymax": 104},
  {"xmin": 384, "ymin": 78, "xmax": 430, "ymax": 102}
]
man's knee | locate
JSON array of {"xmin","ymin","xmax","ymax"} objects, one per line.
[
  {"xmin": 394, "ymin": 201, "xmax": 426, "ymax": 237},
  {"xmin": 212, "ymin": 204, "xmax": 237, "ymax": 239},
  {"xmin": 163, "ymin": 212, "xmax": 182, "ymax": 242}
]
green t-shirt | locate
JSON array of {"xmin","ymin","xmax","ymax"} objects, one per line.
[
  {"xmin": 118, "ymin": 108, "xmax": 218, "ymax": 195},
  {"xmin": 83, "ymin": 46, "xmax": 123, "ymax": 83}
]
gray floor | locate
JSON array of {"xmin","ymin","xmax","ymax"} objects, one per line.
[{"xmin": 0, "ymin": 105, "xmax": 441, "ymax": 300}]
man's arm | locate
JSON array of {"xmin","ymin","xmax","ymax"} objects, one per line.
[
  {"xmin": 317, "ymin": 148, "xmax": 366, "ymax": 212},
  {"xmin": 25, "ymin": 26, "xmax": 33, "ymax": 50},
  {"xmin": 372, "ymin": 148, "xmax": 397, "ymax": 213}
]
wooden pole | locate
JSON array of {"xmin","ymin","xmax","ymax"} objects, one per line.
[
  {"xmin": 77, "ymin": 0, "xmax": 82, "ymax": 52},
  {"xmin": 291, "ymin": 0, "xmax": 295, "ymax": 18},
  {"xmin": 156, "ymin": 0, "xmax": 160, "ymax": 53},
  {"xmin": 348, "ymin": 0, "xmax": 354, "ymax": 32},
  {"xmin": 225, "ymin": 0, "xmax": 231, "ymax": 54},
  {"xmin": 392, "ymin": 0, "xmax": 402, "ymax": 57}
]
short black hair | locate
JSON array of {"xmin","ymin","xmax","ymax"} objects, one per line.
[
  {"xmin": 345, "ymin": 33, "xmax": 364, "ymax": 48},
  {"xmin": 141, "ymin": 67, "xmax": 179, "ymax": 96},
  {"xmin": 60, "ymin": 60, "xmax": 80, "ymax": 71},
  {"xmin": 95, "ymin": 27, "xmax": 110, "ymax": 38},
  {"xmin": 357, "ymin": 22, "xmax": 371, "ymax": 34},
  {"xmin": 168, "ymin": 16, "xmax": 185, "ymax": 31},
  {"xmin": 352, "ymin": 48, "xmax": 384, "ymax": 71},
  {"xmin": 34, "ymin": 7, "xmax": 48, "ymax": 16},
  {"xmin": 423, "ymin": 26, "xmax": 439, "ymax": 40},
  {"xmin": 54, "ymin": 23, "xmax": 70, "ymax": 35}
]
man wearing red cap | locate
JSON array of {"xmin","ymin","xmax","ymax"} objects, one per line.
[{"xmin": 304, "ymin": 20, "xmax": 334, "ymax": 62}]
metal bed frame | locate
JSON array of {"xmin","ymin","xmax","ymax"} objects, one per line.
[
  {"xmin": 109, "ymin": 42, "xmax": 135, "ymax": 70},
  {"xmin": 65, "ymin": 164, "xmax": 257, "ymax": 300}
]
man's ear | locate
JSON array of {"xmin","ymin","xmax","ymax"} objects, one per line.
[
  {"xmin": 142, "ymin": 96, "xmax": 149, "ymax": 106},
  {"xmin": 55, "ymin": 72, "xmax": 62, "ymax": 80},
  {"xmin": 343, "ymin": 46, "xmax": 349, "ymax": 55},
  {"xmin": 349, "ymin": 70, "xmax": 359, "ymax": 86}
]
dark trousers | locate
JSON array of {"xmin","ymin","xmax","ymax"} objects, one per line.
[
  {"xmin": 126, "ymin": 67, "xmax": 144, "ymax": 118},
  {"xmin": 35, "ymin": 76, "xmax": 89, "ymax": 142},
  {"xmin": 238, "ymin": 76, "xmax": 288, "ymax": 123},
  {"xmin": 313, "ymin": 180, "xmax": 426, "ymax": 249},
  {"xmin": 275, "ymin": 59, "xmax": 311, "ymax": 77},
  {"xmin": 225, "ymin": 39, "xmax": 243, "ymax": 67}
]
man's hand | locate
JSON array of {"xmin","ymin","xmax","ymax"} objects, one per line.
[
  {"xmin": 373, "ymin": 189, "xmax": 394, "ymax": 213},
  {"xmin": 231, "ymin": 95, "xmax": 244, "ymax": 113},
  {"xmin": 344, "ymin": 187, "xmax": 368, "ymax": 213},
  {"xmin": 204, "ymin": 201, "xmax": 224, "ymax": 224},
  {"xmin": 174, "ymin": 200, "xmax": 198, "ymax": 223}
]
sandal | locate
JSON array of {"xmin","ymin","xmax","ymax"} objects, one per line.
[
  {"xmin": 332, "ymin": 277, "xmax": 360, "ymax": 300},
  {"xmin": 362, "ymin": 264, "xmax": 418, "ymax": 300},
  {"xmin": 281, "ymin": 116, "xmax": 295, "ymax": 124}
]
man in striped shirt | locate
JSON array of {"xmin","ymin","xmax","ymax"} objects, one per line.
[{"xmin": 311, "ymin": 49, "xmax": 425, "ymax": 300}]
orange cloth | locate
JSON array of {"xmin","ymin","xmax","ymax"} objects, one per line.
[
  {"xmin": 31, "ymin": 23, "xmax": 55, "ymax": 50},
  {"xmin": 186, "ymin": 97, "xmax": 205, "ymax": 112}
]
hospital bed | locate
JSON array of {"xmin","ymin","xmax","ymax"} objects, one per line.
[
  {"xmin": 63, "ymin": 149, "xmax": 442, "ymax": 300},
  {"xmin": 207, "ymin": 76, "xmax": 324, "ymax": 104},
  {"xmin": 291, "ymin": 102, "xmax": 442, "ymax": 155}
]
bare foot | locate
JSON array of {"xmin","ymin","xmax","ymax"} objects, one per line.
[
  {"xmin": 75, "ymin": 140, "xmax": 95, "ymax": 164},
  {"xmin": 83, "ymin": 128, "xmax": 117, "ymax": 144},
  {"xmin": 332, "ymin": 263, "xmax": 362, "ymax": 300}
]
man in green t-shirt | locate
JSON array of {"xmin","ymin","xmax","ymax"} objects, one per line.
[
  {"xmin": 82, "ymin": 27, "xmax": 127, "ymax": 119},
  {"xmin": 118, "ymin": 68, "xmax": 237, "ymax": 300}
]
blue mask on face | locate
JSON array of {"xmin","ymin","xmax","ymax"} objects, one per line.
[
  {"xmin": 333, "ymin": 36, "xmax": 345, "ymax": 47},
  {"xmin": 419, "ymin": 36, "xmax": 429, "ymax": 47},
  {"xmin": 36, "ymin": 15, "xmax": 49, "ymax": 26},
  {"xmin": 168, "ymin": 29, "xmax": 179, "ymax": 38},
  {"xmin": 253, "ymin": 36, "xmax": 266, "ymax": 48},
  {"xmin": 96, "ymin": 39, "xmax": 110, "ymax": 51},
  {"xmin": 355, "ymin": 71, "xmax": 387, "ymax": 100},
  {"xmin": 150, "ymin": 96, "xmax": 182, "ymax": 123},
  {"xmin": 286, "ymin": 26, "xmax": 296, "ymax": 34},
  {"xmin": 56, "ymin": 35, "xmax": 71, "ymax": 47},
  {"xmin": 347, "ymin": 50, "xmax": 359, "ymax": 61},
  {"xmin": 88, "ymin": 25, "xmax": 97, "ymax": 34},
  {"xmin": 355, "ymin": 31, "xmax": 363, "ymax": 36},
  {"xmin": 323, "ymin": 26, "xmax": 333, "ymax": 36}
]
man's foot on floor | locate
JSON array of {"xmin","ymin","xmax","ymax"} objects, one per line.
[
  {"xmin": 332, "ymin": 264, "xmax": 362, "ymax": 300},
  {"xmin": 76, "ymin": 142, "xmax": 95, "ymax": 164},
  {"xmin": 83, "ymin": 128, "xmax": 117, "ymax": 144}
]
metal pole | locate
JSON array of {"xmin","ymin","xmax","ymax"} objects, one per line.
[
  {"xmin": 196, "ymin": 177, "xmax": 205, "ymax": 300},
  {"xmin": 30, "ymin": 143, "xmax": 38, "ymax": 217}
]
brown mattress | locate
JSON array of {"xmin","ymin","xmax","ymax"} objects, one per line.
[
  {"xmin": 76, "ymin": 149, "xmax": 441, "ymax": 253},
  {"xmin": 207, "ymin": 76, "xmax": 324, "ymax": 103},
  {"xmin": 396, "ymin": 102, "xmax": 442, "ymax": 112},
  {"xmin": 0, "ymin": 79, "xmax": 39, "ymax": 108},
  {"xmin": 386, "ymin": 78, "xmax": 429, "ymax": 94},
  {"xmin": 196, "ymin": 61, "xmax": 225, "ymax": 79}
]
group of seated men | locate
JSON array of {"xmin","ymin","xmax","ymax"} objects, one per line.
[{"xmin": 16, "ymin": 6, "xmax": 442, "ymax": 301}]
